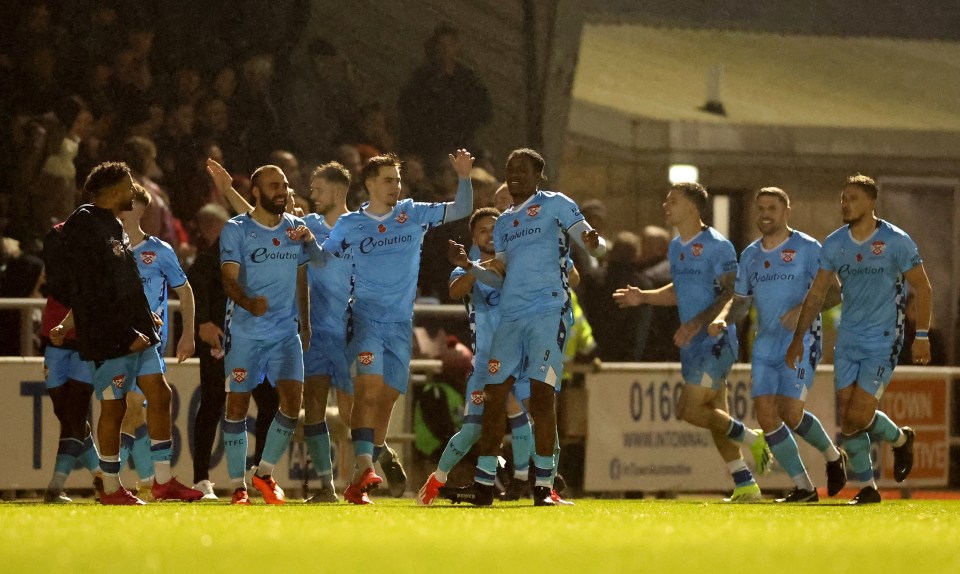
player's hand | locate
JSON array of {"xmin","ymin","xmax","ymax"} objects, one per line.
[
  {"xmin": 206, "ymin": 158, "xmax": 233, "ymax": 193},
  {"xmin": 286, "ymin": 190, "xmax": 305, "ymax": 217},
  {"xmin": 448, "ymin": 149, "xmax": 475, "ymax": 179},
  {"xmin": 152, "ymin": 312, "xmax": 164, "ymax": 328},
  {"xmin": 198, "ymin": 322, "xmax": 223, "ymax": 350},
  {"xmin": 673, "ymin": 320, "xmax": 702, "ymax": 348},
  {"xmin": 176, "ymin": 335, "xmax": 195, "ymax": 363},
  {"xmin": 486, "ymin": 258, "xmax": 506, "ymax": 278},
  {"xmin": 49, "ymin": 324, "xmax": 66, "ymax": 346},
  {"xmin": 612, "ymin": 285, "xmax": 644, "ymax": 307},
  {"xmin": 447, "ymin": 239, "xmax": 471, "ymax": 268},
  {"xmin": 780, "ymin": 306, "xmax": 802, "ymax": 331},
  {"xmin": 785, "ymin": 336, "xmax": 804, "ymax": 369},
  {"xmin": 707, "ymin": 319, "xmax": 727, "ymax": 338},
  {"xmin": 582, "ymin": 228, "xmax": 600, "ymax": 251},
  {"xmin": 247, "ymin": 295, "xmax": 268, "ymax": 317},
  {"xmin": 130, "ymin": 332, "xmax": 151, "ymax": 353},
  {"xmin": 288, "ymin": 225, "xmax": 315, "ymax": 243},
  {"xmin": 911, "ymin": 337, "xmax": 931, "ymax": 365}
]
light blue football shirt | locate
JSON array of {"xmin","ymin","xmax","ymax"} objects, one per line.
[
  {"xmin": 735, "ymin": 230, "xmax": 821, "ymax": 361},
  {"xmin": 669, "ymin": 226, "xmax": 739, "ymax": 345},
  {"xmin": 220, "ymin": 212, "xmax": 309, "ymax": 340},
  {"xmin": 493, "ymin": 190, "xmax": 584, "ymax": 321},
  {"xmin": 321, "ymin": 198, "xmax": 446, "ymax": 322},
  {"xmin": 303, "ymin": 213, "xmax": 352, "ymax": 334},
  {"xmin": 819, "ymin": 220, "xmax": 921, "ymax": 350},
  {"xmin": 131, "ymin": 236, "xmax": 187, "ymax": 348}
]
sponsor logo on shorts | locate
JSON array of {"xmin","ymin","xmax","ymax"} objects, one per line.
[
  {"xmin": 112, "ymin": 374, "xmax": 125, "ymax": 388},
  {"xmin": 471, "ymin": 390, "xmax": 484, "ymax": 405},
  {"xmin": 140, "ymin": 251, "xmax": 156, "ymax": 264},
  {"xmin": 781, "ymin": 249, "xmax": 796, "ymax": 263},
  {"xmin": 527, "ymin": 204, "xmax": 541, "ymax": 217},
  {"xmin": 691, "ymin": 243, "xmax": 703, "ymax": 257},
  {"xmin": 488, "ymin": 359, "xmax": 501, "ymax": 374},
  {"xmin": 232, "ymin": 368, "xmax": 247, "ymax": 383},
  {"xmin": 395, "ymin": 212, "xmax": 408, "ymax": 224},
  {"xmin": 872, "ymin": 241, "xmax": 885, "ymax": 255},
  {"xmin": 358, "ymin": 352, "xmax": 375, "ymax": 366}
]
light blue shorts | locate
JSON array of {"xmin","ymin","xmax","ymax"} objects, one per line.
[
  {"xmin": 225, "ymin": 334, "xmax": 304, "ymax": 393},
  {"xmin": 304, "ymin": 328, "xmax": 352, "ymax": 393},
  {"xmin": 91, "ymin": 346, "xmax": 164, "ymax": 401},
  {"xmin": 751, "ymin": 349, "xmax": 818, "ymax": 400},
  {"xmin": 44, "ymin": 346, "xmax": 93, "ymax": 389},
  {"xmin": 680, "ymin": 333, "xmax": 737, "ymax": 390},
  {"xmin": 486, "ymin": 309, "xmax": 568, "ymax": 389},
  {"xmin": 347, "ymin": 315, "xmax": 412, "ymax": 394},
  {"xmin": 834, "ymin": 344, "xmax": 898, "ymax": 400}
]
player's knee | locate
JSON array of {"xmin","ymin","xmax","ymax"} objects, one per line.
[
  {"xmin": 840, "ymin": 408, "xmax": 873, "ymax": 433},
  {"xmin": 460, "ymin": 423, "xmax": 482, "ymax": 445}
]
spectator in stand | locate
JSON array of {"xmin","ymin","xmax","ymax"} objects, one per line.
[
  {"xmin": 399, "ymin": 154, "xmax": 435, "ymax": 202},
  {"xmin": 233, "ymin": 54, "xmax": 285, "ymax": 172},
  {"xmin": 268, "ymin": 150, "xmax": 304, "ymax": 196},
  {"xmin": 118, "ymin": 136, "xmax": 180, "ymax": 249},
  {"xmin": 580, "ymin": 231, "xmax": 653, "ymax": 362},
  {"xmin": 398, "ymin": 24, "xmax": 492, "ymax": 176},
  {"xmin": 638, "ymin": 225, "xmax": 680, "ymax": 362}
]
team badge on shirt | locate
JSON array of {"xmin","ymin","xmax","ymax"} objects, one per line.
[
  {"xmin": 872, "ymin": 241, "xmax": 885, "ymax": 255},
  {"xmin": 396, "ymin": 212, "xmax": 408, "ymax": 224},
  {"xmin": 471, "ymin": 390, "xmax": 484, "ymax": 405},
  {"xmin": 358, "ymin": 351, "xmax": 375, "ymax": 366},
  {"xmin": 781, "ymin": 249, "xmax": 796, "ymax": 263},
  {"xmin": 140, "ymin": 251, "xmax": 156, "ymax": 264},
  {"xmin": 112, "ymin": 374, "xmax": 125, "ymax": 388},
  {"xmin": 527, "ymin": 205, "xmax": 541, "ymax": 217},
  {"xmin": 109, "ymin": 239, "xmax": 125, "ymax": 257},
  {"xmin": 233, "ymin": 368, "xmax": 247, "ymax": 383},
  {"xmin": 692, "ymin": 243, "xmax": 703, "ymax": 257},
  {"xmin": 488, "ymin": 359, "xmax": 501, "ymax": 374}
]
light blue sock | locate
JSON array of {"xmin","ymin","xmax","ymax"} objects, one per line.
[
  {"xmin": 533, "ymin": 453, "xmax": 554, "ymax": 488},
  {"xmin": 475, "ymin": 455, "xmax": 498, "ymax": 486},
  {"xmin": 508, "ymin": 413, "xmax": 532, "ymax": 479},
  {"xmin": 259, "ymin": 411, "xmax": 298, "ymax": 471},
  {"xmin": 766, "ymin": 423, "xmax": 811, "ymax": 488},
  {"xmin": 793, "ymin": 411, "xmax": 835, "ymax": 453},
  {"xmin": 867, "ymin": 411, "xmax": 903, "ymax": 444},
  {"xmin": 304, "ymin": 422, "xmax": 333, "ymax": 478},
  {"xmin": 438, "ymin": 422, "xmax": 482, "ymax": 474},
  {"xmin": 119, "ymin": 432, "xmax": 135, "ymax": 470},
  {"xmin": 222, "ymin": 418, "xmax": 248, "ymax": 485},
  {"xmin": 842, "ymin": 432, "xmax": 875, "ymax": 485},
  {"xmin": 54, "ymin": 438, "xmax": 83, "ymax": 476},
  {"xmin": 132, "ymin": 425, "xmax": 155, "ymax": 481},
  {"xmin": 79, "ymin": 434, "xmax": 100, "ymax": 472}
]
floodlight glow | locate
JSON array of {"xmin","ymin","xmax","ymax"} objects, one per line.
[{"xmin": 669, "ymin": 164, "xmax": 699, "ymax": 184}]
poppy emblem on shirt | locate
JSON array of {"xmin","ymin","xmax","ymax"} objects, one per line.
[
  {"xmin": 233, "ymin": 368, "xmax": 247, "ymax": 383},
  {"xmin": 471, "ymin": 390, "xmax": 484, "ymax": 405},
  {"xmin": 488, "ymin": 359, "xmax": 501, "ymax": 374},
  {"xmin": 691, "ymin": 243, "xmax": 703, "ymax": 257},
  {"xmin": 781, "ymin": 249, "xmax": 796, "ymax": 263},
  {"xmin": 872, "ymin": 241, "xmax": 885, "ymax": 255},
  {"xmin": 272, "ymin": 237, "xmax": 281, "ymax": 246},
  {"xmin": 358, "ymin": 352, "xmax": 375, "ymax": 366},
  {"xmin": 396, "ymin": 212, "xmax": 408, "ymax": 224},
  {"xmin": 513, "ymin": 219, "xmax": 520, "ymax": 227},
  {"xmin": 527, "ymin": 205, "xmax": 541, "ymax": 218},
  {"xmin": 856, "ymin": 253, "xmax": 863, "ymax": 262},
  {"xmin": 764, "ymin": 260, "xmax": 771, "ymax": 268},
  {"xmin": 112, "ymin": 375, "xmax": 125, "ymax": 388},
  {"xmin": 679, "ymin": 253, "xmax": 685, "ymax": 261},
  {"xmin": 140, "ymin": 251, "xmax": 156, "ymax": 265},
  {"xmin": 378, "ymin": 224, "xmax": 387, "ymax": 233}
]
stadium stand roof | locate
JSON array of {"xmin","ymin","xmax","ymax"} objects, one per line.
[{"xmin": 572, "ymin": 24, "xmax": 960, "ymax": 132}]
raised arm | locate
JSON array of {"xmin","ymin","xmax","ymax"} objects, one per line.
[
  {"xmin": 785, "ymin": 269, "xmax": 837, "ymax": 368},
  {"xmin": 448, "ymin": 239, "xmax": 505, "ymax": 289},
  {"xmin": 172, "ymin": 281, "xmax": 196, "ymax": 362},
  {"xmin": 442, "ymin": 150, "xmax": 475, "ymax": 223},
  {"xmin": 904, "ymin": 263, "xmax": 933, "ymax": 365},
  {"xmin": 207, "ymin": 158, "xmax": 253, "ymax": 214}
]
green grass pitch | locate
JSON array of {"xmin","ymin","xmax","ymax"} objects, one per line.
[{"xmin": 2, "ymin": 498, "xmax": 958, "ymax": 573}]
